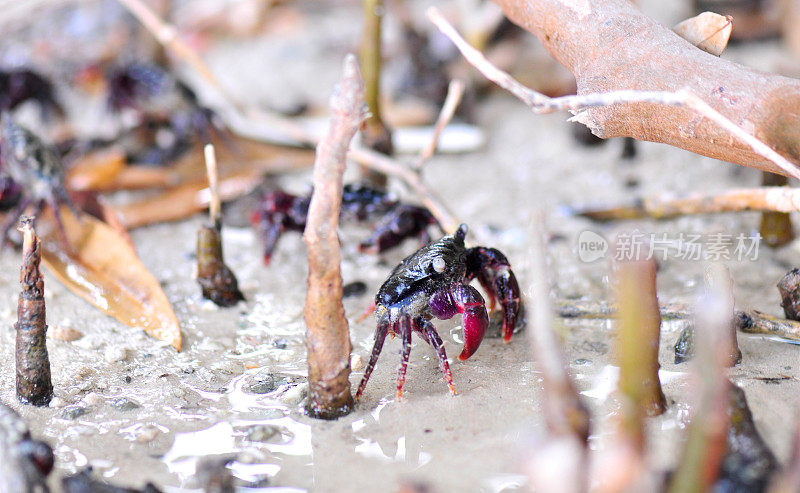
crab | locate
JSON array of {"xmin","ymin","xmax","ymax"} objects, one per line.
[
  {"xmin": 0, "ymin": 115, "xmax": 77, "ymax": 247},
  {"xmin": 0, "ymin": 401, "xmax": 54, "ymax": 491},
  {"xmin": 355, "ymin": 224, "xmax": 520, "ymax": 399},
  {"xmin": 103, "ymin": 62, "xmax": 231, "ymax": 165},
  {"xmin": 0, "ymin": 68, "xmax": 64, "ymax": 120},
  {"xmin": 251, "ymin": 183, "xmax": 439, "ymax": 264}
]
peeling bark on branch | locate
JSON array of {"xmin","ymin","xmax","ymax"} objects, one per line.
[
  {"xmin": 492, "ymin": 0, "xmax": 800, "ymax": 176},
  {"xmin": 303, "ymin": 54, "xmax": 368, "ymax": 419}
]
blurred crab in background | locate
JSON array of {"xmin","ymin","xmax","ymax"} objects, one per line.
[
  {"xmin": 0, "ymin": 114, "xmax": 77, "ymax": 247},
  {"xmin": 251, "ymin": 183, "xmax": 439, "ymax": 264},
  {"xmin": 73, "ymin": 61, "xmax": 232, "ymax": 165},
  {"xmin": 0, "ymin": 67, "xmax": 64, "ymax": 120},
  {"xmin": 356, "ymin": 224, "xmax": 520, "ymax": 399}
]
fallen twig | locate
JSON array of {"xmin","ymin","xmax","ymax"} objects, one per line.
[
  {"xmin": 414, "ymin": 79, "xmax": 466, "ymax": 169},
  {"xmin": 303, "ymin": 54, "xmax": 368, "ymax": 419},
  {"xmin": 427, "ymin": 6, "xmax": 800, "ymax": 181},
  {"xmin": 556, "ymin": 299, "xmax": 691, "ymax": 320},
  {"xmin": 572, "ymin": 187, "xmax": 800, "ymax": 221},
  {"xmin": 735, "ymin": 310, "xmax": 800, "ymax": 342}
]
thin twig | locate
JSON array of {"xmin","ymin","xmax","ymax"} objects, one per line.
[
  {"xmin": 204, "ymin": 144, "xmax": 220, "ymax": 224},
  {"xmin": 573, "ymin": 186, "xmax": 800, "ymax": 221},
  {"xmin": 735, "ymin": 310, "xmax": 800, "ymax": 342},
  {"xmin": 348, "ymin": 145, "xmax": 461, "ymax": 233},
  {"xmin": 426, "ymin": 7, "xmax": 800, "ymax": 182},
  {"xmin": 556, "ymin": 299, "xmax": 691, "ymax": 320},
  {"xmin": 415, "ymin": 79, "xmax": 466, "ymax": 169}
]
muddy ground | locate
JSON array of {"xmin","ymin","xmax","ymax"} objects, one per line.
[{"xmin": 1, "ymin": 0, "xmax": 799, "ymax": 491}]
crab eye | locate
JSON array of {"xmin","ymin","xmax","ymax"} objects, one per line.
[{"xmin": 432, "ymin": 256, "xmax": 446, "ymax": 273}]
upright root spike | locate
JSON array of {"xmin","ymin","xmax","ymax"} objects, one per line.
[{"xmin": 15, "ymin": 217, "xmax": 53, "ymax": 407}]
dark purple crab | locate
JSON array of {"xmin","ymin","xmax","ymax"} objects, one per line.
[
  {"xmin": 0, "ymin": 115, "xmax": 77, "ymax": 247},
  {"xmin": 0, "ymin": 401, "xmax": 54, "ymax": 492},
  {"xmin": 251, "ymin": 183, "xmax": 439, "ymax": 264},
  {"xmin": 356, "ymin": 224, "xmax": 520, "ymax": 399},
  {"xmin": 105, "ymin": 62, "xmax": 231, "ymax": 165},
  {"xmin": 0, "ymin": 68, "xmax": 64, "ymax": 120}
]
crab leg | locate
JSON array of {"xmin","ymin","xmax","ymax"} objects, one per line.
[
  {"xmin": 253, "ymin": 216, "xmax": 284, "ymax": 265},
  {"xmin": 46, "ymin": 195, "xmax": 71, "ymax": 251},
  {"xmin": 396, "ymin": 315, "xmax": 413, "ymax": 399},
  {"xmin": 430, "ymin": 283, "xmax": 489, "ymax": 361},
  {"xmin": 465, "ymin": 247, "xmax": 521, "ymax": 342},
  {"xmin": 355, "ymin": 316, "xmax": 390, "ymax": 400},
  {"xmin": 419, "ymin": 319, "xmax": 456, "ymax": 395}
]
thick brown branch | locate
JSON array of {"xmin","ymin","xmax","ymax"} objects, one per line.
[
  {"xmin": 303, "ymin": 54, "xmax": 368, "ymax": 419},
  {"xmin": 483, "ymin": 0, "xmax": 800, "ymax": 177}
]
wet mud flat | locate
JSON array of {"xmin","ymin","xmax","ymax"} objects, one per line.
[
  {"xmin": 0, "ymin": 93, "xmax": 799, "ymax": 490},
  {"xmin": 0, "ymin": 1, "xmax": 799, "ymax": 491}
]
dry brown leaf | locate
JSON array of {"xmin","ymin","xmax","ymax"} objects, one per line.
[
  {"xmin": 115, "ymin": 171, "xmax": 265, "ymax": 228},
  {"xmin": 116, "ymin": 136, "xmax": 314, "ymax": 228},
  {"xmin": 66, "ymin": 148, "xmax": 127, "ymax": 191},
  {"xmin": 673, "ymin": 12, "xmax": 732, "ymax": 57},
  {"xmin": 40, "ymin": 209, "xmax": 182, "ymax": 351}
]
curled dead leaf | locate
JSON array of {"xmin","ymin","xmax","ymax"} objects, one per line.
[
  {"xmin": 39, "ymin": 209, "xmax": 182, "ymax": 351},
  {"xmin": 674, "ymin": 12, "xmax": 732, "ymax": 57},
  {"xmin": 116, "ymin": 136, "xmax": 314, "ymax": 228},
  {"xmin": 66, "ymin": 148, "xmax": 127, "ymax": 191}
]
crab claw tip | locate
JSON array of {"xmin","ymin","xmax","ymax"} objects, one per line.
[{"xmin": 455, "ymin": 223, "xmax": 468, "ymax": 241}]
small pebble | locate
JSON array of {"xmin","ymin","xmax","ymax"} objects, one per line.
[
  {"xmin": 246, "ymin": 371, "xmax": 299, "ymax": 394},
  {"xmin": 51, "ymin": 325, "xmax": 84, "ymax": 342},
  {"xmin": 74, "ymin": 336, "xmax": 102, "ymax": 350},
  {"xmin": 135, "ymin": 425, "xmax": 162, "ymax": 443},
  {"xmin": 272, "ymin": 338, "xmax": 289, "ymax": 349},
  {"xmin": 49, "ymin": 396, "xmax": 68, "ymax": 409},
  {"xmin": 60, "ymin": 405, "xmax": 88, "ymax": 420},
  {"xmin": 342, "ymin": 281, "xmax": 367, "ymax": 298},
  {"xmin": 245, "ymin": 424, "xmax": 281, "ymax": 443},
  {"xmin": 351, "ymin": 354, "xmax": 364, "ymax": 372},
  {"xmin": 111, "ymin": 397, "xmax": 141, "ymax": 412},
  {"xmin": 200, "ymin": 300, "xmax": 220, "ymax": 312},
  {"xmin": 104, "ymin": 346, "xmax": 129, "ymax": 363},
  {"xmin": 82, "ymin": 392, "xmax": 104, "ymax": 406},
  {"xmin": 281, "ymin": 384, "xmax": 308, "ymax": 406},
  {"xmin": 77, "ymin": 366, "xmax": 94, "ymax": 378}
]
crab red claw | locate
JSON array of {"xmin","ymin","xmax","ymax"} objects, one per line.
[
  {"xmin": 429, "ymin": 283, "xmax": 489, "ymax": 361},
  {"xmin": 465, "ymin": 247, "xmax": 521, "ymax": 342}
]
